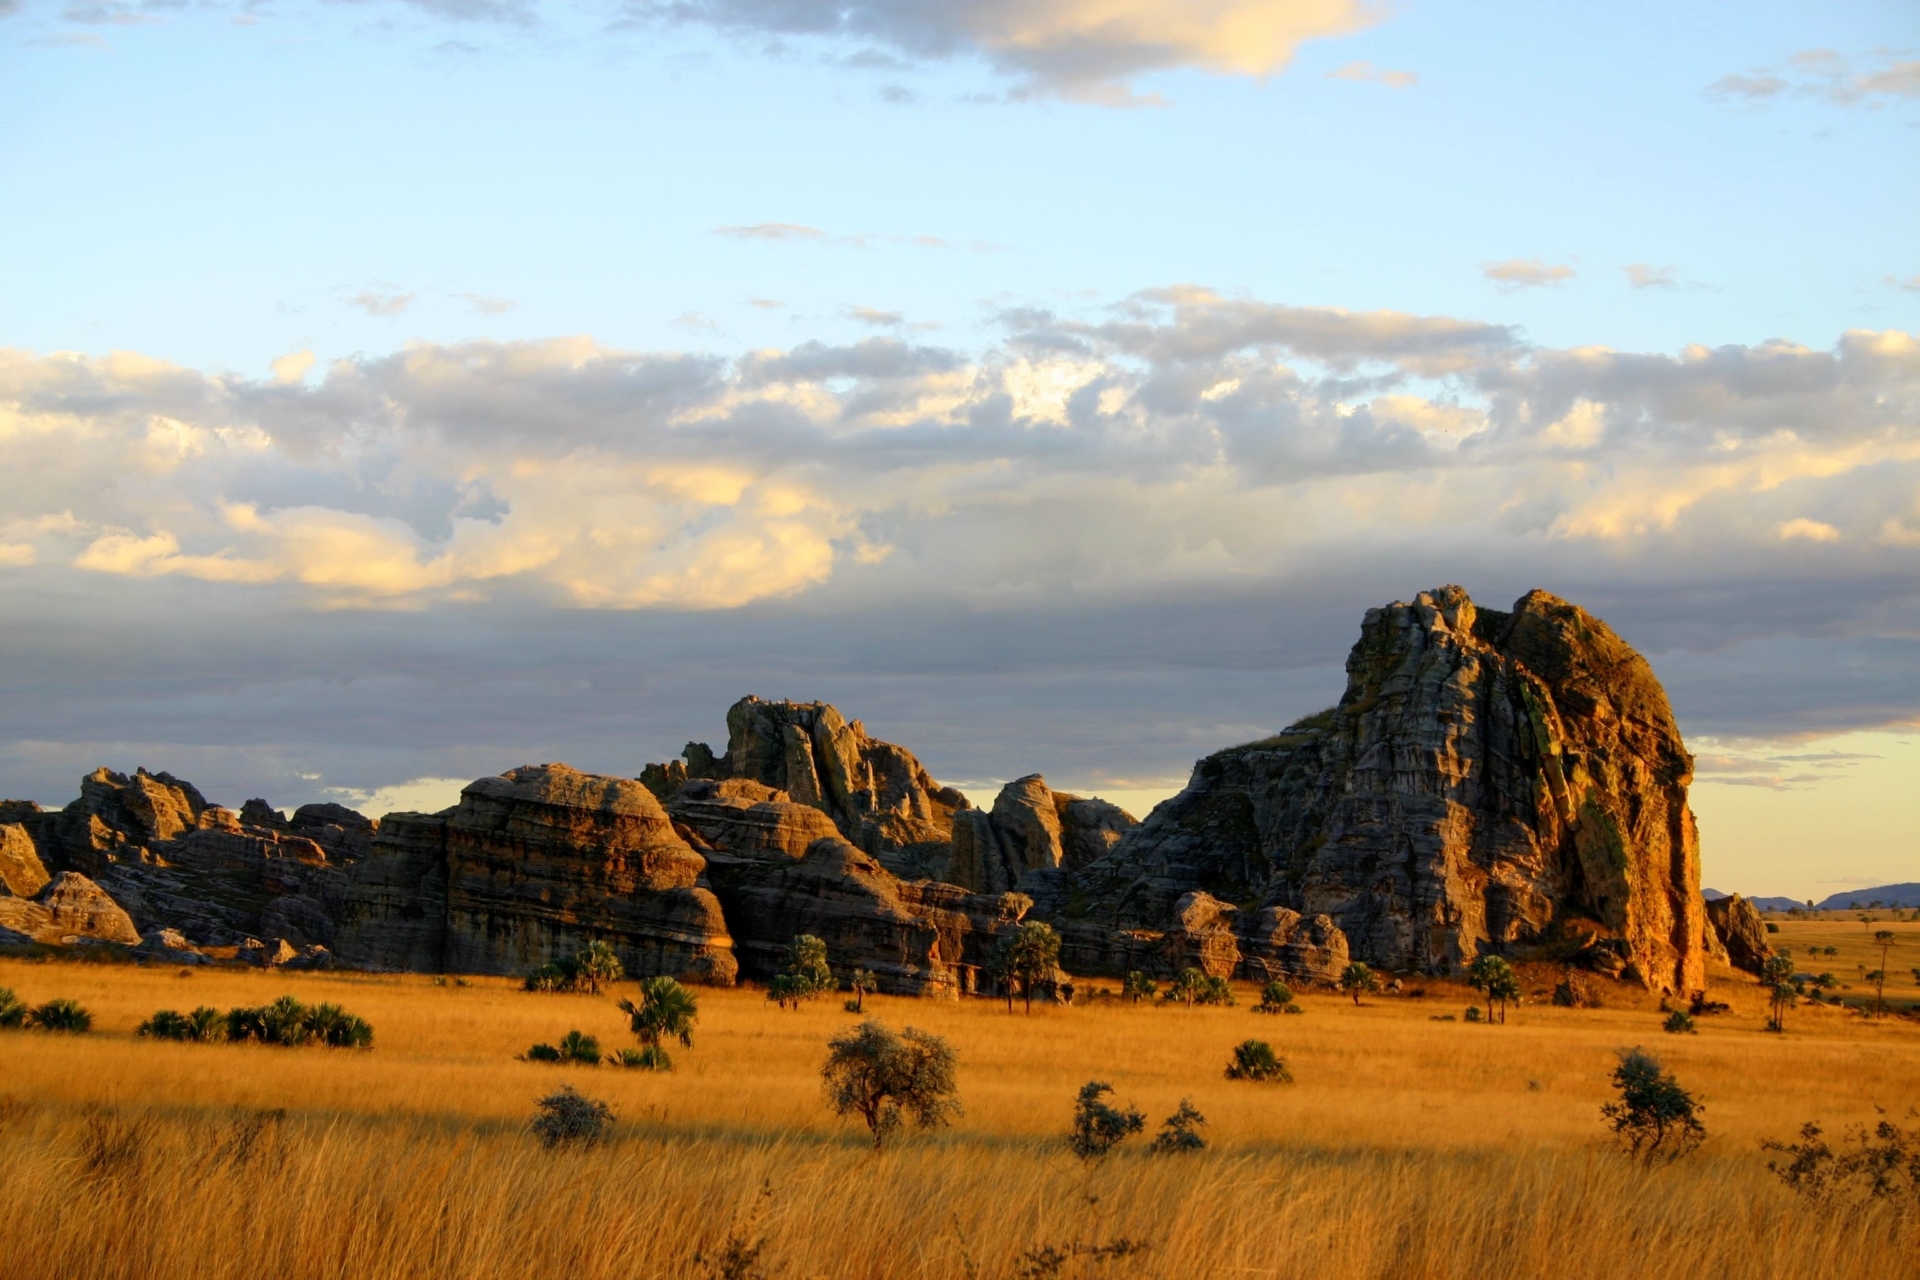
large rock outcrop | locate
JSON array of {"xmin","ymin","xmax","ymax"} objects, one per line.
[
  {"xmin": 950, "ymin": 774, "xmax": 1137, "ymax": 894},
  {"xmin": 1075, "ymin": 586, "xmax": 1707, "ymax": 993},
  {"xmin": 0, "ymin": 870, "xmax": 143, "ymax": 946},
  {"xmin": 335, "ymin": 764, "xmax": 737, "ymax": 983},
  {"xmin": 1704, "ymin": 893, "xmax": 1770, "ymax": 975},
  {"xmin": 644, "ymin": 698, "xmax": 972, "ymax": 877}
]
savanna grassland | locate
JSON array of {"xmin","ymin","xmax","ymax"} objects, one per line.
[{"xmin": 1, "ymin": 939, "xmax": 1916, "ymax": 1280}]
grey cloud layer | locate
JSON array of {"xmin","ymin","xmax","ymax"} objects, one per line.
[{"xmin": 2, "ymin": 288, "xmax": 1917, "ymax": 810}]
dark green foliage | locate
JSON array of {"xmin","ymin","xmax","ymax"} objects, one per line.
[
  {"xmin": 769, "ymin": 935, "xmax": 834, "ymax": 1008},
  {"xmin": 846, "ymin": 967, "xmax": 878, "ymax": 1013},
  {"xmin": 1149, "ymin": 1098, "xmax": 1207, "ymax": 1154},
  {"xmin": 574, "ymin": 940, "xmax": 624, "ymax": 995},
  {"xmin": 1161, "ymin": 968, "xmax": 1208, "ymax": 1007},
  {"xmin": 1000, "ymin": 921, "xmax": 1062, "ymax": 1014},
  {"xmin": 137, "ymin": 1006, "xmax": 223, "ymax": 1042},
  {"xmin": 27, "ymin": 998, "xmax": 91, "ymax": 1033},
  {"xmin": 1763, "ymin": 1111, "xmax": 1920, "ymax": 1205},
  {"xmin": 1224, "ymin": 1038, "xmax": 1291, "ymax": 1083},
  {"xmin": 1198, "ymin": 975, "xmax": 1234, "ymax": 1006},
  {"xmin": 1123, "ymin": 971, "xmax": 1156, "ymax": 1004},
  {"xmin": 1463, "ymin": 1005, "xmax": 1482, "ymax": 1023},
  {"xmin": 525, "ymin": 1042, "xmax": 564, "ymax": 1062},
  {"xmin": 1765, "ymin": 981, "xmax": 1798, "ymax": 1033},
  {"xmin": 617, "ymin": 975, "xmax": 699, "ymax": 1069},
  {"xmin": 557, "ymin": 1029, "xmax": 601, "ymax": 1065},
  {"xmin": 531, "ymin": 1085, "xmax": 614, "ymax": 1148},
  {"xmin": 0, "ymin": 987, "xmax": 28, "ymax": 1030},
  {"xmin": 1254, "ymin": 981, "xmax": 1293, "ymax": 1014},
  {"xmin": 1601, "ymin": 1048, "xmax": 1705, "ymax": 1163},
  {"xmin": 1067, "ymin": 1081, "xmax": 1144, "ymax": 1159},
  {"xmin": 225, "ymin": 995, "xmax": 372, "ymax": 1049},
  {"xmin": 1662, "ymin": 1010, "xmax": 1696, "ymax": 1035},
  {"xmin": 821, "ymin": 1020, "xmax": 960, "ymax": 1149},
  {"xmin": 1339, "ymin": 962, "xmax": 1378, "ymax": 1005},
  {"xmin": 1467, "ymin": 955, "xmax": 1521, "ymax": 1023},
  {"xmin": 524, "ymin": 956, "xmax": 581, "ymax": 992}
]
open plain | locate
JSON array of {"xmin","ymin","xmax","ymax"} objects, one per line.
[{"xmin": 3, "ymin": 933, "xmax": 1916, "ymax": 1280}]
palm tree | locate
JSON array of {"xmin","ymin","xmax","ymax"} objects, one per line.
[
  {"xmin": 574, "ymin": 940, "xmax": 624, "ymax": 996},
  {"xmin": 616, "ymin": 975, "xmax": 699, "ymax": 1070},
  {"xmin": 1872, "ymin": 930, "xmax": 1896, "ymax": 1017},
  {"xmin": 1339, "ymin": 962, "xmax": 1377, "ymax": 1006}
]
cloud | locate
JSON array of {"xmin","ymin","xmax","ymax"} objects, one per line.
[
  {"xmin": 1889, "ymin": 275, "xmax": 1920, "ymax": 293},
  {"xmin": 1325, "ymin": 60, "xmax": 1416, "ymax": 89},
  {"xmin": 1778, "ymin": 518, "xmax": 1841, "ymax": 543},
  {"xmin": 454, "ymin": 292, "xmax": 517, "ymax": 315},
  {"xmin": 715, "ymin": 222, "xmax": 828, "ymax": 242},
  {"xmin": 270, "ymin": 351, "xmax": 315, "ymax": 385},
  {"xmin": 745, "ymin": 297, "xmax": 786, "ymax": 310},
  {"xmin": 1709, "ymin": 48, "xmax": 1920, "ymax": 108},
  {"xmin": 1624, "ymin": 263, "xmax": 1678, "ymax": 291},
  {"xmin": 28, "ymin": 30, "xmax": 111, "ymax": 46},
  {"xmin": 846, "ymin": 306, "xmax": 905, "ymax": 327},
  {"xmin": 628, "ymin": 0, "xmax": 1384, "ymax": 103},
  {"xmin": 344, "ymin": 284, "xmax": 416, "ymax": 317},
  {"xmin": 1482, "ymin": 259, "xmax": 1575, "ymax": 291},
  {"xmin": 326, "ymin": 0, "xmax": 537, "ymax": 24}
]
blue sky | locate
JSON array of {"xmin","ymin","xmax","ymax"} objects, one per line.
[{"xmin": 1, "ymin": 0, "xmax": 1917, "ymax": 897}]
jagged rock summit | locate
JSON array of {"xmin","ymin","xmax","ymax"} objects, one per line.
[{"xmin": 1075, "ymin": 585, "xmax": 1706, "ymax": 993}]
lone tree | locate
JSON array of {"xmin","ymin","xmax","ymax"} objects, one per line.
[
  {"xmin": 846, "ymin": 967, "xmax": 878, "ymax": 1013},
  {"xmin": 769, "ymin": 935, "xmax": 835, "ymax": 1009},
  {"xmin": 1600, "ymin": 1048, "xmax": 1705, "ymax": 1163},
  {"xmin": 1254, "ymin": 980, "xmax": 1294, "ymax": 1015},
  {"xmin": 1763, "ymin": 950, "xmax": 1796, "ymax": 1032},
  {"xmin": 1148, "ymin": 1099, "xmax": 1208, "ymax": 1154},
  {"xmin": 1339, "ymin": 962, "xmax": 1378, "ymax": 1006},
  {"xmin": 574, "ymin": 941, "xmax": 624, "ymax": 996},
  {"xmin": 1871, "ymin": 931, "xmax": 1896, "ymax": 1017},
  {"xmin": 1123, "ymin": 971, "xmax": 1156, "ymax": 1004},
  {"xmin": 1003, "ymin": 921, "xmax": 1062, "ymax": 1014},
  {"xmin": 821, "ymin": 1020, "xmax": 960, "ymax": 1150},
  {"xmin": 1068, "ymin": 1081, "xmax": 1144, "ymax": 1159},
  {"xmin": 1467, "ymin": 955, "xmax": 1521, "ymax": 1024},
  {"xmin": 531, "ymin": 1085, "xmax": 614, "ymax": 1149},
  {"xmin": 616, "ymin": 975, "xmax": 699, "ymax": 1070}
]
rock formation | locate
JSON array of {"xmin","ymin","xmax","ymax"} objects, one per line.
[
  {"xmin": 335, "ymin": 764, "xmax": 737, "ymax": 984},
  {"xmin": 643, "ymin": 697, "xmax": 971, "ymax": 877},
  {"xmin": 950, "ymin": 775, "xmax": 1138, "ymax": 894},
  {"xmin": 1072, "ymin": 586, "xmax": 1706, "ymax": 993},
  {"xmin": 0, "ymin": 870, "xmax": 143, "ymax": 946},
  {"xmin": 1704, "ymin": 893, "xmax": 1769, "ymax": 975}
]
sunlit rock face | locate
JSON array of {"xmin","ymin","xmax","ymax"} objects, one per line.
[{"xmin": 1077, "ymin": 586, "xmax": 1706, "ymax": 993}]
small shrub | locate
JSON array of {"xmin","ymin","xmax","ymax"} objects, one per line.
[
  {"xmin": 618, "ymin": 975, "xmax": 699, "ymax": 1070},
  {"xmin": 0, "ymin": 988, "xmax": 26, "ymax": 1030},
  {"xmin": 1663, "ymin": 1010, "xmax": 1697, "ymax": 1035},
  {"xmin": 525, "ymin": 1042, "xmax": 563, "ymax": 1062},
  {"xmin": 1198, "ymin": 975, "xmax": 1235, "ymax": 1006},
  {"xmin": 573, "ymin": 940, "xmax": 624, "ymax": 995},
  {"xmin": 524, "ymin": 957, "xmax": 580, "ymax": 992},
  {"xmin": 137, "ymin": 1006, "xmax": 223, "ymax": 1043},
  {"xmin": 558, "ymin": 1029, "xmax": 601, "ymax": 1065},
  {"xmin": 822, "ymin": 1020, "xmax": 960, "ymax": 1149},
  {"xmin": 225, "ymin": 996, "xmax": 371, "ymax": 1049},
  {"xmin": 1149, "ymin": 1098, "xmax": 1207, "ymax": 1154},
  {"xmin": 768, "ymin": 935, "xmax": 835, "ymax": 1009},
  {"xmin": 1067, "ymin": 1080, "xmax": 1144, "ymax": 1159},
  {"xmin": 1224, "ymin": 1038, "xmax": 1292, "ymax": 1083},
  {"xmin": 1463, "ymin": 1005, "xmax": 1482, "ymax": 1023},
  {"xmin": 1123, "ymin": 971, "xmax": 1156, "ymax": 1004},
  {"xmin": 531, "ymin": 1085, "xmax": 614, "ymax": 1149},
  {"xmin": 305, "ymin": 1003, "xmax": 374, "ymax": 1049},
  {"xmin": 1601, "ymin": 1047, "xmax": 1705, "ymax": 1163},
  {"xmin": 1339, "ymin": 962, "xmax": 1378, "ymax": 1005},
  {"xmin": 1254, "ymin": 981, "xmax": 1292, "ymax": 1014},
  {"xmin": 28, "ymin": 998, "xmax": 91, "ymax": 1033},
  {"xmin": 1161, "ymin": 968, "xmax": 1208, "ymax": 1007},
  {"xmin": 846, "ymin": 967, "xmax": 878, "ymax": 1013},
  {"xmin": 1763, "ymin": 1110, "xmax": 1920, "ymax": 1206}
]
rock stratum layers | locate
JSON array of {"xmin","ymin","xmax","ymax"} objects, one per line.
[{"xmin": 2, "ymin": 585, "xmax": 1715, "ymax": 996}]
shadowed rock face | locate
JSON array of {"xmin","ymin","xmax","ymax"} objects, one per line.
[
  {"xmin": 1704, "ymin": 893, "xmax": 1769, "ymax": 974},
  {"xmin": 1078, "ymin": 586, "xmax": 1706, "ymax": 993},
  {"xmin": 644, "ymin": 697, "xmax": 972, "ymax": 877},
  {"xmin": 335, "ymin": 764, "xmax": 737, "ymax": 984},
  {"xmin": 950, "ymin": 774, "xmax": 1137, "ymax": 894}
]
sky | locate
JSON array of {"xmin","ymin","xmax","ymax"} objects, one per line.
[{"xmin": 1, "ymin": 0, "xmax": 1916, "ymax": 900}]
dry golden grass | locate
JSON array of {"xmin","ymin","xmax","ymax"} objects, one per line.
[{"xmin": 1, "ymin": 954, "xmax": 1915, "ymax": 1279}]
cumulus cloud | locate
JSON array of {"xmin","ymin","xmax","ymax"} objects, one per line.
[
  {"xmin": 1325, "ymin": 60, "xmax": 1416, "ymax": 88},
  {"xmin": 629, "ymin": 0, "xmax": 1383, "ymax": 103},
  {"xmin": 1708, "ymin": 48, "xmax": 1920, "ymax": 108},
  {"xmin": 1482, "ymin": 259, "xmax": 1575, "ymax": 291}
]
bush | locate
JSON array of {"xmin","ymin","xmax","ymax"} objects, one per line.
[
  {"xmin": 822, "ymin": 1019, "xmax": 960, "ymax": 1149},
  {"xmin": 137, "ymin": 1006, "xmax": 223, "ymax": 1042},
  {"xmin": 525, "ymin": 1042, "xmax": 563, "ymax": 1062},
  {"xmin": 1067, "ymin": 1081, "xmax": 1144, "ymax": 1159},
  {"xmin": 846, "ymin": 967, "xmax": 878, "ymax": 1013},
  {"xmin": 618, "ymin": 975, "xmax": 699, "ymax": 1070},
  {"xmin": 997, "ymin": 922, "xmax": 1063, "ymax": 1014},
  {"xmin": 1339, "ymin": 962, "xmax": 1378, "ymax": 1005},
  {"xmin": 1763, "ymin": 1111, "xmax": 1920, "ymax": 1206},
  {"xmin": 768, "ymin": 935, "xmax": 835, "ymax": 1009},
  {"xmin": 1148, "ymin": 1098, "xmax": 1207, "ymax": 1154},
  {"xmin": 226, "ymin": 995, "xmax": 371, "ymax": 1049},
  {"xmin": 28, "ymin": 998, "xmax": 91, "ymax": 1033},
  {"xmin": 558, "ymin": 1029, "xmax": 601, "ymax": 1065},
  {"xmin": 1601, "ymin": 1048, "xmax": 1705, "ymax": 1163},
  {"xmin": 524, "ymin": 957, "xmax": 580, "ymax": 992},
  {"xmin": 0, "ymin": 987, "xmax": 28, "ymax": 1030},
  {"xmin": 531, "ymin": 1085, "xmax": 614, "ymax": 1149},
  {"xmin": 305, "ymin": 1003, "xmax": 374, "ymax": 1048},
  {"xmin": 1253, "ymin": 981, "xmax": 1292, "ymax": 1014},
  {"xmin": 1224, "ymin": 1038, "xmax": 1292, "ymax": 1083},
  {"xmin": 1123, "ymin": 971, "xmax": 1156, "ymax": 1004},
  {"xmin": 1161, "ymin": 968, "xmax": 1209, "ymax": 1007},
  {"xmin": 1463, "ymin": 1005, "xmax": 1482, "ymax": 1023},
  {"xmin": 573, "ymin": 941, "xmax": 624, "ymax": 995},
  {"xmin": 1198, "ymin": 975, "xmax": 1234, "ymax": 1007},
  {"xmin": 1663, "ymin": 1010, "xmax": 1697, "ymax": 1035},
  {"xmin": 1466, "ymin": 955, "xmax": 1521, "ymax": 1023}
]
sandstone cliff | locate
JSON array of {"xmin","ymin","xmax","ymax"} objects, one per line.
[
  {"xmin": 334, "ymin": 764, "xmax": 737, "ymax": 984},
  {"xmin": 950, "ymin": 775, "xmax": 1137, "ymax": 894},
  {"xmin": 643, "ymin": 697, "xmax": 971, "ymax": 877},
  {"xmin": 1075, "ymin": 586, "xmax": 1706, "ymax": 993}
]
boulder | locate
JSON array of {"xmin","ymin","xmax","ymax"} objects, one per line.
[
  {"xmin": 133, "ymin": 927, "xmax": 209, "ymax": 966},
  {"xmin": 950, "ymin": 775, "xmax": 1138, "ymax": 893},
  {"xmin": 664, "ymin": 778, "xmax": 841, "ymax": 861},
  {"xmin": 280, "ymin": 944, "xmax": 334, "ymax": 971},
  {"xmin": 0, "ymin": 871, "xmax": 143, "ymax": 946},
  {"xmin": 0, "ymin": 823, "xmax": 51, "ymax": 898},
  {"xmin": 1054, "ymin": 891, "xmax": 1349, "ymax": 986},
  {"xmin": 1078, "ymin": 587, "xmax": 1708, "ymax": 994},
  {"xmin": 1704, "ymin": 893, "xmax": 1770, "ymax": 975}
]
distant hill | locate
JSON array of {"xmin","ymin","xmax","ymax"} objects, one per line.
[{"xmin": 1706, "ymin": 883, "xmax": 1920, "ymax": 911}]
